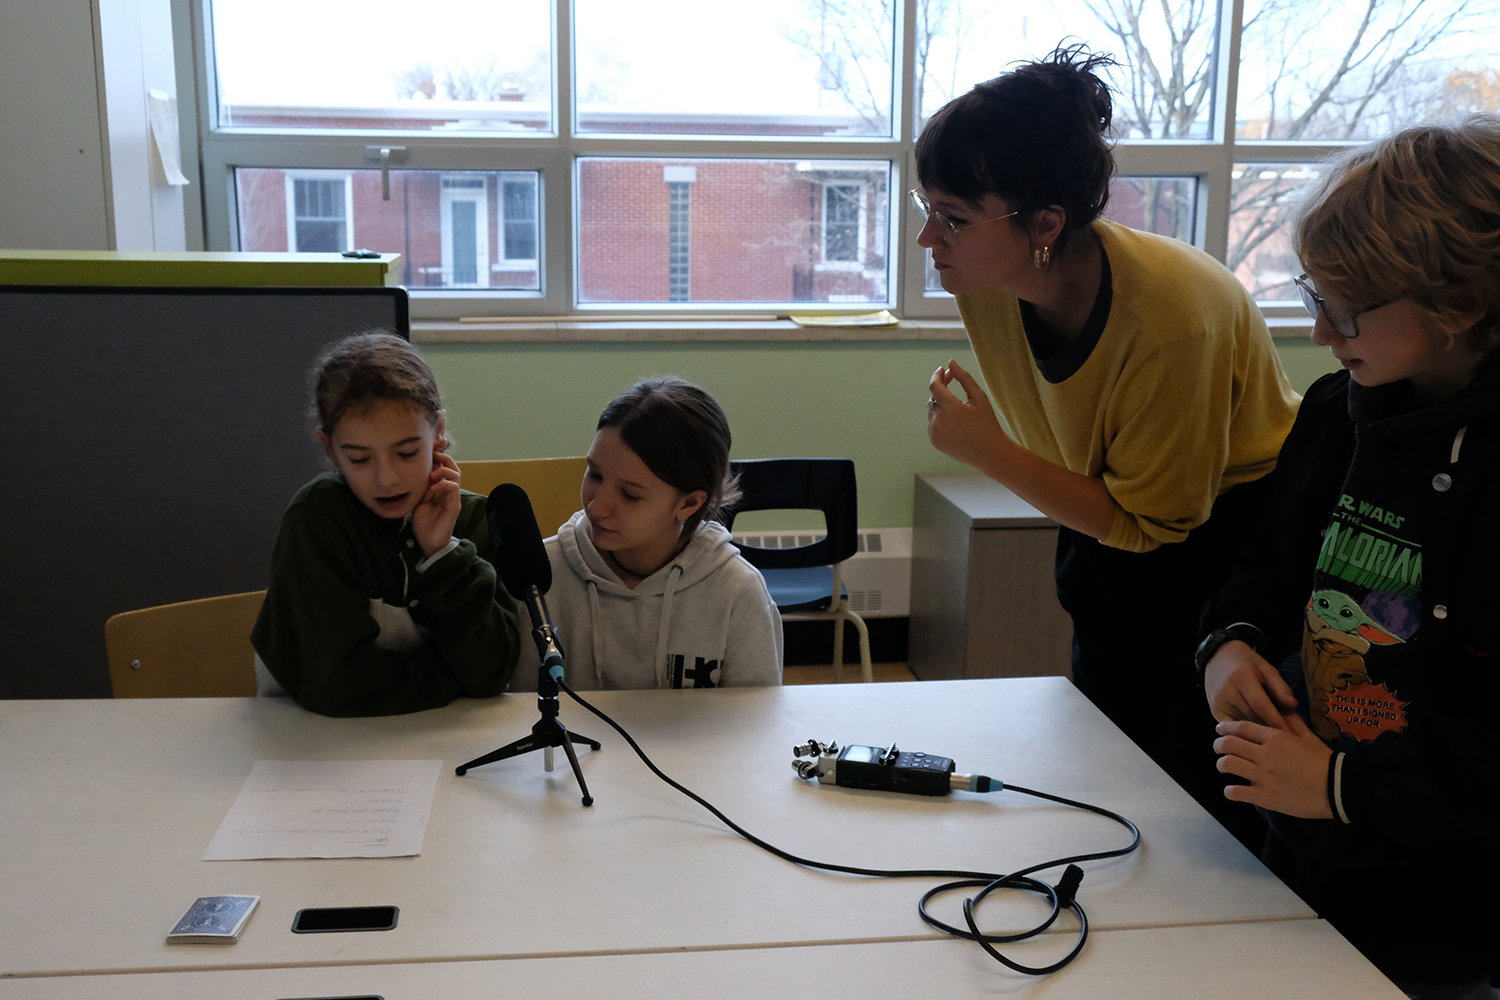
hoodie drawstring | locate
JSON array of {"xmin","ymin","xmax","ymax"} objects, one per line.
[
  {"xmin": 587, "ymin": 580, "xmax": 604, "ymax": 689},
  {"xmin": 655, "ymin": 564, "xmax": 684, "ymax": 688}
]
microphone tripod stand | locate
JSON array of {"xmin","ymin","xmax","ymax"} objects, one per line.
[{"xmin": 455, "ymin": 623, "xmax": 601, "ymax": 806}]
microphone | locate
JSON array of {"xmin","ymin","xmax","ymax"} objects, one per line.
[{"xmin": 486, "ymin": 483, "xmax": 566, "ymax": 682}]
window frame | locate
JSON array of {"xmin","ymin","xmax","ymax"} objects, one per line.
[
  {"xmin": 186, "ymin": 0, "xmax": 1362, "ymax": 325},
  {"xmin": 497, "ymin": 172, "xmax": 542, "ymax": 272},
  {"xmin": 820, "ymin": 181, "xmax": 867, "ymax": 268},
  {"xmin": 283, "ymin": 169, "xmax": 353, "ymax": 253}
]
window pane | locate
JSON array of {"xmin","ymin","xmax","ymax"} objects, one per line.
[
  {"xmin": 502, "ymin": 179, "xmax": 538, "ymax": 261},
  {"xmin": 921, "ymin": 175, "xmax": 1197, "ymax": 294},
  {"xmin": 824, "ymin": 184, "xmax": 862, "ymax": 262},
  {"xmin": 1228, "ymin": 162, "xmax": 1321, "ymax": 302},
  {"xmin": 450, "ymin": 201, "xmax": 480, "ymax": 285},
  {"xmin": 211, "ymin": 0, "xmax": 551, "ymax": 132},
  {"xmin": 578, "ymin": 159, "xmax": 892, "ymax": 305},
  {"xmin": 915, "ymin": 2, "xmax": 1215, "ymax": 139},
  {"xmin": 574, "ymin": 0, "xmax": 894, "ymax": 137},
  {"xmin": 236, "ymin": 168, "xmax": 541, "ymax": 290},
  {"xmin": 1238, "ymin": 0, "xmax": 1500, "ymax": 142},
  {"xmin": 290, "ymin": 177, "xmax": 349, "ymax": 251}
]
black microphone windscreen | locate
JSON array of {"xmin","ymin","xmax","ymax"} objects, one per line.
[{"xmin": 486, "ymin": 483, "xmax": 553, "ymax": 598}]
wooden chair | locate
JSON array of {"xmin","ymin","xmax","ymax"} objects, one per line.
[
  {"xmin": 105, "ymin": 591, "xmax": 265, "ymax": 698},
  {"xmin": 457, "ymin": 456, "xmax": 589, "ymax": 537}
]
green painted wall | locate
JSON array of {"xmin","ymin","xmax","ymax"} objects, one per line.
[
  {"xmin": 1276, "ymin": 338, "xmax": 1344, "ymax": 393},
  {"xmin": 424, "ymin": 336, "xmax": 1341, "ymax": 529}
]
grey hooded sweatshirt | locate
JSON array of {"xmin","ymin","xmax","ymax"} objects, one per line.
[{"xmin": 511, "ymin": 510, "xmax": 782, "ymax": 690}]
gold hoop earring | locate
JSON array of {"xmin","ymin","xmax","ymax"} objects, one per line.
[{"xmin": 1032, "ymin": 245, "xmax": 1052, "ymax": 269}]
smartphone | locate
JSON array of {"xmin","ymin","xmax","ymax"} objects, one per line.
[{"xmin": 290, "ymin": 906, "xmax": 399, "ymax": 934}]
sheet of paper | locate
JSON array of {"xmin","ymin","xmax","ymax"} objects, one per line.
[
  {"xmin": 146, "ymin": 89, "xmax": 190, "ymax": 186},
  {"xmin": 203, "ymin": 759, "xmax": 443, "ymax": 860},
  {"xmin": 787, "ymin": 309, "xmax": 898, "ymax": 327}
]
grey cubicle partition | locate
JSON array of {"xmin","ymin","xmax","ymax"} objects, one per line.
[{"xmin": 2, "ymin": 286, "xmax": 410, "ymax": 699}]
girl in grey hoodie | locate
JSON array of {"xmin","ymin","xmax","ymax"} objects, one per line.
[{"xmin": 513, "ymin": 378, "xmax": 782, "ymax": 691}]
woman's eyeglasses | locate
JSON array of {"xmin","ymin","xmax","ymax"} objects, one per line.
[
  {"xmin": 1294, "ymin": 272, "xmax": 1384, "ymax": 339},
  {"xmin": 909, "ymin": 189, "xmax": 1017, "ymax": 247}
]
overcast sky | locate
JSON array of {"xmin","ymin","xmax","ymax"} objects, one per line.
[{"xmin": 212, "ymin": 0, "xmax": 1499, "ymax": 131}]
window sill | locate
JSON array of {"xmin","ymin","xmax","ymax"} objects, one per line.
[
  {"xmin": 412, "ymin": 314, "xmax": 1315, "ymax": 344},
  {"xmin": 412, "ymin": 317, "xmax": 972, "ymax": 343},
  {"xmin": 1266, "ymin": 316, "xmax": 1315, "ymax": 339}
]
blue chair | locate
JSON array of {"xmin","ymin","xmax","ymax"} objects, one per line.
[{"xmin": 719, "ymin": 458, "xmax": 873, "ymax": 683}]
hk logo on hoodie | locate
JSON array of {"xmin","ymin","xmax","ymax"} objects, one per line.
[{"xmin": 669, "ymin": 654, "xmax": 721, "ymax": 689}]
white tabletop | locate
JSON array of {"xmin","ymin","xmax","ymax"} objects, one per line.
[
  {"xmin": 0, "ymin": 678, "xmax": 1312, "ymax": 979},
  {"xmin": 0, "ymin": 922, "xmax": 1402, "ymax": 999}
]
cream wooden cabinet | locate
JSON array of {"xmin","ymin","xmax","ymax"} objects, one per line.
[{"xmin": 909, "ymin": 475, "xmax": 1074, "ymax": 680}]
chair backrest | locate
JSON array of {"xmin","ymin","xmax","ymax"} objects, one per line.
[
  {"xmin": 105, "ymin": 590, "xmax": 265, "ymax": 698},
  {"xmin": 457, "ymin": 457, "xmax": 589, "ymax": 538},
  {"xmin": 719, "ymin": 458, "xmax": 858, "ymax": 570}
]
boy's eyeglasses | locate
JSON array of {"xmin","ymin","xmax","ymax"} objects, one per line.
[
  {"xmin": 1294, "ymin": 272, "xmax": 1385, "ymax": 339},
  {"xmin": 909, "ymin": 189, "xmax": 1018, "ymax": 247}
]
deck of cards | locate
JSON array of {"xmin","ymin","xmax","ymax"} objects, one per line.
[{"xmin": 166, "ymin": 895, "xmax": 260, "ymax": 944}]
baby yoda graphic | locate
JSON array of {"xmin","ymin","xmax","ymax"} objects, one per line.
[{"xmin": 1301, "ymin": 589, "xmax": 1404, "ymax": 741}]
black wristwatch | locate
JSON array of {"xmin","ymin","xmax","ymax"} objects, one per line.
[{"xmin": 1195, "ymin": 623, "xmax": 1267, "ymax": 682}]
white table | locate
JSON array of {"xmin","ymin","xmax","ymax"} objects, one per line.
[
  {"xmin": 0, "ymin": 924, "xmax": 1403, "ymax": 999},
  {"xmin": 1, "ymin": 679, "xmax": 1318, "ymax": 983}
]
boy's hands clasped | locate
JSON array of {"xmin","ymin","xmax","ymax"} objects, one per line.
[{"xmin": 1204, "ymin": 640, "xmax": 1333, "ymax": 820}]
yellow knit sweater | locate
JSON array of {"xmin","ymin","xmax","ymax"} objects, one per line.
[{"xmin": 957, "ymin": 220, "xmax": 1300, "ymax": 553}]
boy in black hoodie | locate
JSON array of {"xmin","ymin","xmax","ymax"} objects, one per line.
[{"xmin": 1197, "ymin": 116, "xmax": 1500, "ymax": 998}]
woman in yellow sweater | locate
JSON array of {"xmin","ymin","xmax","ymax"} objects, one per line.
[{"xmin": 916, "ymin": 44, "xmax": 1299, "ymax": 845}]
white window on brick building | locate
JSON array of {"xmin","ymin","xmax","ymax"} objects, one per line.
[
  {"xmin": 285, "ymin": 172, "xmax": 352, "ymax": 252},
  {"xmin": 821, "ymin": 182, "xmax": 863, "ymax": 265},
  {"xmin": 497, "ymin": 173, "xmax": 539, "ymax": 271}
]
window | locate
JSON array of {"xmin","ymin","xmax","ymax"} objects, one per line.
[
  {"xmin": 285, "ymin": 173, "xmax": 351, "ymax": 252},
  {"xmin": 576, "ymin": 158, "xmax": 890, "ymax": 305},
  {"xmin": 195, "ymin": 0, "xmax": 1500, "ymax": 319},
  {"xmin": 667, "ymin": 173, "xmax": 692, "ymax": 302},
  {"xmin": 822, "ymin": 183, "xmax": 863, "ymax": 264},
  {"xmin": 499, "ymin": 173, "xmax": 540, "ymax": 270}
]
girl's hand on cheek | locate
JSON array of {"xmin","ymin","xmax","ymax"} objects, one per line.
[{"xmin": 414, "ymin": 452, "xmax": 462, "ymax": 557}]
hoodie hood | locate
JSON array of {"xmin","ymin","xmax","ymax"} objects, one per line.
[{"xmin": 554, "ymin": 510, "xmax": 743, "ymax": 598}]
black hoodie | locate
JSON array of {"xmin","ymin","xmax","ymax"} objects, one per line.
[{"xmin": 1202, "ymin": 362, "xmax": 1500, "ymax": 986}]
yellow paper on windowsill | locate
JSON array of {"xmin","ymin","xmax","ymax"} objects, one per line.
[{"xmin": 788, "ymin": 309, "xmax": 899, "ymax": 328}]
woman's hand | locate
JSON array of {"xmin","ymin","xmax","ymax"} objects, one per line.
[
  {"xmin": 927, "ymin": 360, "xmax": 1012, "ymax": 469},
  {"xmin": 413, "ymin": 450, "xmax": 462, "ymax": 557},
  {"xmin": 1214, "ymin": 714, "xmax": 1333, "ymax": 819},
  {"xmin": 926, "ymin": 358, "xmax": 1119, "ymax": 541},
  {"xmin": 1204, "ymin": 640, "xmax": 1299, "ymax": 728}
]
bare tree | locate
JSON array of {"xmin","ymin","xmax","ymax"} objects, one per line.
[
  {"xmin": 782, "ymin": 0, "xmax": 898, "ymax": 133},
  {"xmin": 785, "ymin": 0, "xmax": 973, "ymax": 134},
  {"xmin": 1086, "ymin": 0, "xmax": 1500, "ymax": 294},
  {"xmin": 915, "ymin": 0, "xmax": 980, "ymax": 119},
  {"xmin": 392, "ymin": 51, "xmax": 549, "ymax": 104},
  {"xmin": 795, "ymin": 0, "xmax": 1497, "ymax": 294},
  {"xmin": 394, "ymin": 65, "xmax": 438, "ymax": 101},
  {"xmin": 1433, "ymin": 66, "xmax": 1500, "ymax": 115}
]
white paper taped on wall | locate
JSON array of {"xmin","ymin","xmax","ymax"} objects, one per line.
[{"xmin": 146, "ymin": 89, "xmax": 190, "ymax": 186}]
